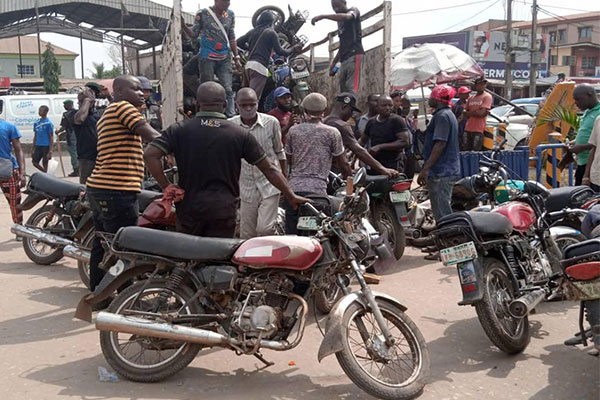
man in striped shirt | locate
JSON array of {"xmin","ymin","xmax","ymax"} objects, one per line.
[{"xmin": 86, "ymin": 75, "xmax": 161, "ymax": 292}]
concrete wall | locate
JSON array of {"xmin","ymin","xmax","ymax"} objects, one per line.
[{"xmin": 0, "ymin": 54, "xmax": 76, "ymax": 78}]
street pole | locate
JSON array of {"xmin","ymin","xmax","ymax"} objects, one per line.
[
  {"xmin": 17, "ymin": 30, "xmax": 23, "ymax": 78},
  {"xmin": 35, "ymin": 1, "xmax": 43, "ymax": 78},
  {"xmin": 80, "ymin": 32, "xmax": 84, "ymax": 79},
  {"xmin": 505, "ymin": 0, "xmax": 513, "ymax": 100},
  {"xmin": 121, "ymin": 8, "xmax": 126, "ymax": 74},
  {"xmin": 529, "ymin": 0, "xmax": 538, "ymax": 97}
]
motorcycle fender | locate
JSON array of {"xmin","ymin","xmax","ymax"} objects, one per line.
[
  {"xmin": 18, "ymin": 192, "xmax": 46, "ymax": 211},
  {"xmin": 456, "ymin": 258, "xmax": 485, "ymax": 305},
  {"xmin": 393, "ymin": 203, "xmax": 411, "ymax": 227},
  {"xmin": 550, "ymin": 226, "xmax": 582, "ymax": 238},
  {"xmin": 317, "ymin": 291, "xmax": 407, "ymax": 362}
]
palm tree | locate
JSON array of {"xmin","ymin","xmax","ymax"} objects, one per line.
[{"xmin": 90, "ymin": 62, "xmax": 106, "ymax": 79}]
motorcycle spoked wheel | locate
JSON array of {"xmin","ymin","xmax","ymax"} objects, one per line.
[
  {"xmin": 553, "ymin": 232, "xmax": 586, "ymax": 253},
  {"xmin": 22, "ymin": 205, "xmax": 64, "ymax": 265},
  {"xmin": 374, "ymin": 205, "xmax": 406, "ymax": 260},
  {"xmin": 99, "ymin": 280, "xmax": 203, "ymax": 382},
  {"xmin": 475, "ymin": 257, "xmax": 530, "ymax": 354},
  {"xmin": 336, "ymin": 300, "xmax": 430, "ymax": 400}
]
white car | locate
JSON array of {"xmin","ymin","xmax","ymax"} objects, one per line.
[{"xmin": 486, "ymin": 112, "xmax": 530, "ymax": 150}]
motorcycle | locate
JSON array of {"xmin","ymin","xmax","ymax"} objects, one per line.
[
  {"xmin": 76, "ymin": 169, "xmax": 430, "ymax": 400},
  {"xmin": 432, "ymin": 146, "xmax": 587, "ymax": 354}
]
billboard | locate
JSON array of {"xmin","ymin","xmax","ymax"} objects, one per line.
[
  {"xmin": 472, "ymin": 31, "xmax": 549, "ymax": 65},
  {"xmin": 402, "ymin": 32, "xmax": 469, "ymax": 52}
]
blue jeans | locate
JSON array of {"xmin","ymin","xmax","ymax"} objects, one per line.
[
  {"xmin": 427, "ymin": 175, "xmax": 458, "ymax": 222},
  {"xmin": 88, "ymin": 188, "xmax": 139, "ymax": 291},
  {"xmin": 199, "ymin": 57, "xmax": 235, "ymax": 117}
]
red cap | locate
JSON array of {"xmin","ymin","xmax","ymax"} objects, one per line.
[
  {"xmin": 458, "ymin": 86, "xmax": 471, "ymax": 94},
  {"xmin": 430, "ymin": 85, "xmax": 456, "ymax": 105}
]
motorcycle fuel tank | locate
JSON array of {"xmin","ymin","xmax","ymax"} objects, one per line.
[
  {"xmin": 492, "ymin": 201, "xmax": 536, "ymax": 232},
  {"xmin": 233, "ymin": 236, "xmax": 323, "ymax": 271}
]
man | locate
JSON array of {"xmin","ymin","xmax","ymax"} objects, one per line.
[
  {"xmin": 356, "ymin": 93, "xmax": 379, "ymax": 138},
  {"xmin": 145, "ymin": 82, "xmax": 307, "ymax": 238},
  {"xmin": 285, "ymin": 93, "xmax": 352, "ymax": 234},
  {"xmin": 452, "ymin": 86, "xmax": 471, "ymax": 151},
  {"xmin": 182, "ymin": 0, "xmax": 242, "ymax": 117},
  {"xmin": 463, "ymin": 77, "xmax": 492, "ymax": 151},
  {"xmin": 32, "ymin": 105, "xmax": 54, "ymax": 172},
  {"xmin": 73, "ymin": 88, "xmax": 99, "ymax": 184},
  {"xmin": 86, "ymin": 75, "xmax": 162, "ymax": 292},
  {"xmin": 54, "ymin": 99, "xmax": 79, "ymax": 177},
  {"xmin": 324, "ymin": 93, "xmax": 398, "ymax": 178},
  {"xmin": 359, "ymin": 96, "xmax": 411, "ymax": 173},
  {"xmin": 0, "ymin": 119, "xmax": 26, "ymax": 232},
  {"xmin": 417, "ymin": 85, "xmax": 460, "ymax": 222},
  {"xmin": 566, "ymin": 84, "xmax": 600, "ymax": 185},
  {"xmin": 583, "ymin": 116, "xmax": 600, "ymax": 192},
  {"xmin": 312, "ymin": 0, "xmax": 364, "ymax": 94},
  {"xmin": 268, "ymin": 87, "xmax": 300, "ymax": 142},
  {"xmin": 230, "ymin": 88, "xmax": 287, "ymax": 238},
  {"xmin": 138, "ymin": 76, "xmax": 162, "ymax": 130}
]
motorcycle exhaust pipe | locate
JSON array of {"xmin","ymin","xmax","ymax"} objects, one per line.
[
  {"xmin": 509, "ymin": 289, "xmax": 547, "ymax": 319},
  {"xmin": 405, "ymin": 228, "xmax": 422, "ymax": 240},
  {"xmin": 11, "ymin": 224, "xmax": 74, "ymax": 247},
  {"xmin": 63, "ymin": 244, "xmax": 90, "ymax": 263}
]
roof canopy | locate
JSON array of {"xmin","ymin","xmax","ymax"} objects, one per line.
[{"xmin": 0, "ymin": 0, "xmax": 194, "ymax": 50}]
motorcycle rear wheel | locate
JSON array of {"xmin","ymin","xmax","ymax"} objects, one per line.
[
  {"xmin": 374, "ymin": 204, "xmax": 406, "ymax": 260},
  {"xmin": 77, "ymin": 230, "xmax": 94, "ymax": 290},
  {"xmin": 22, "ymin": 205, "xmax": 64, "ymax": 265},
  {"xmin": 336, "ymin": 300, "xmax": 430, "ymax": 400},
  {"xmin": 475, "ymin": 257, "xmax": 530, "ymax": 354},
  {"xmin": 99, "ymin": 280, "xmax": 202, "ymax": 382}
]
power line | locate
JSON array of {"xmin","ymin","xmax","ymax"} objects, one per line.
[
  {"xmin": 391, "ymin": 0, "xmax": 493, "ymax": 16},
  {"xmin": 441, "ymin": 0, "xmax": 503, "ymax": 32},
  {"xmin": 537, "ymin": 7, "xmax": 600, "ymax": 34}
]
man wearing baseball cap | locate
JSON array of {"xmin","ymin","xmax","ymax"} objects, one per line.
[
  {"xmin": 324, "ymin": 93, "xmax": 399, "ymax": 177},
  {"xmin": 463, "ymin": 77, "xmax": 492, "ymax": 151},
  {"xmin": 452, "ymin": 86, "xmax": 471, "ymax": 150},
  {"xmin": 55, "ymin": 99, "xmax": 79, "ymax": 177},
  {"xmin": 268, "ymin": 87, "xmax": 300, "ymax": 142}
]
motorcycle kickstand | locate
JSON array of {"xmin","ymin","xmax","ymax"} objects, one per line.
[{"xmin": 254, "ymin": 352, "xmax": 275, "ymax": 369}]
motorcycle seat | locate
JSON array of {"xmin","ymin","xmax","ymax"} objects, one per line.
[
  {"xmin": 137, "ymin": 190, "xmax": 162, "ymax": 211},
  {"xmin": 546, "ymin": 186, "xmax": 595, "ymax": 212},
  {"xmin": 438, "ymin": 211, "xmax": 513, "ymax": 236},
  {"xmin": 562, "ymin": 239, "xmax": 600, "ymax": 268},
  {"xmin": 29, "ymin": 172, "xmax": 83, "ymax": 198},
  {"xmin": 115, "ymin": 226, "xmax": 245, "ymax": 261}
]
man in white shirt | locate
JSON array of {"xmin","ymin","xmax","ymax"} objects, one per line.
[
  {"xmin": 230, "ymin": 88, "xmax": 286, "ymax": 238},
  {"xmin": 583, "ymin": 115, "xmax": 600, "ymax": 192}
]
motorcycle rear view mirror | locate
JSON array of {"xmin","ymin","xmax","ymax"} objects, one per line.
[{"xmin": 353, "ymin": 168, "xmax": 367, "ymax": 188}]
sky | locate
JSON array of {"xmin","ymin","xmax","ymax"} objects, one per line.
[{"xmin": 31, "ymin": 0, "xmax": 597, "ymax": 79}]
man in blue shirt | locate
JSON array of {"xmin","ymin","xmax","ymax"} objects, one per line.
[
  {"xmin": 32, "ymin": 105, "xmax": 54, "ymax": 172},
  {"xmin": 0, "ymin": 119, "xmax": 26, "ymax": 228},
  {"xmin": 418, "ymin": 85, "xmax": 460, "ymax": 222}
]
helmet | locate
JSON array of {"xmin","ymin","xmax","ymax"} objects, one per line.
[{"xmin": 137, "ymin": 76, "xmax": 153, "ymax": 91}]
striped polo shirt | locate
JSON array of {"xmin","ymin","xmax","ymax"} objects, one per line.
[{"xmin": 86, "ymin": 101, "xmax": 146, "ymax": 192}]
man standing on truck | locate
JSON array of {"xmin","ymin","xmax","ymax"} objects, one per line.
[
  {"xmin": 312, "ymin": 0, "xmax": 365, "ymax": 94},
  {"xmin": 145, "ymin": 82, "xmax": 308, "ymax": 238},
  {"xmin": 463, "ymin": 77, "xmax": 492, "ymax": 151},
  {"xmin": 54, "ymin": 99, "xmax": 79, "ymax": 177},
  {"xmin": 182, "ymin": 0, "xmax": 242, "ymax": 117},
  {"xmin": 32, "ymin": 105, "xmax": 54, "ymax": 173}
]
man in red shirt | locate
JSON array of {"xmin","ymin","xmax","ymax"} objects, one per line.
[
  {"xmin": 268, "ymin": 87, "xmax": 300, "ymax": 143},
  {"xmin": 463, "ymin": 77, "xmax": 493, "ymax": 151}
]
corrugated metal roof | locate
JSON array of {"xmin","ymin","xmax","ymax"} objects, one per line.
[{"xmin": 0, "ymin": 36, "xmax": 78, "ymax": 56}]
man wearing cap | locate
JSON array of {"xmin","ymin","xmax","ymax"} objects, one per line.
[
  {"xmin": 54, "ymin": 99, "xmax": 79, "ymax": 177},
  {"xmin": 325, "ymin": 93, "xmax": 398, "ymax": 178},
  {"xmin": 359, "ymin": 95, "xmax": 411, "ymax": 173},
  {"xmin": 138, "ymin": 76, "xmax": 162, "ymax": 130},
  {"xmin": 230, "ymin": 88, "xmax": 287, "ymax": 238},
  {"xmin": 268, "ymin": 87, "xmax": 300, "ymax": 142},
  {"xmin": 463, "ymin": 77, "xmax": 492, "ymax": 151},
  {"xmin": 452, "ymin": 86, "xmax": 471, "ymax": 151},
  {"xmin": 285, "ymin": 93, "xmax": 352, "ymax": 234},
  {"xmin": 312, "ymin": 0, "xmax": 365, "ymax": 94}
]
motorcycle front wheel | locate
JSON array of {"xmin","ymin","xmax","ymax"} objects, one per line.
[
  {"xmin": 336, "ymin": 300, "xmax": 430, "ymax": 400},
  {"xmin": 99, "ymin": 280, "xmax": 203, "ymax": 382},
  {"xmin": 475, "ymin": 257, "xmax": 530, "ymax": 354},
  {"xmin": 22, "ymin": 205, "xmax": 64, "ymax": 265}
]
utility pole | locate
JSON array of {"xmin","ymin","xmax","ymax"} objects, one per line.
[
  {"xmin": 121, "ymin": 9, "xmax": 126, "ymax": 74},
  {"xmin": 35, "ymin": 0, "xmax": 43, "ymax": 78},
  {"xmin": 505, "ymin": 0, "xmax": 513, "ymax": 99},
  {"xmin": 529, "ymin": 0, "xmax": 538, "ymax": 97}
]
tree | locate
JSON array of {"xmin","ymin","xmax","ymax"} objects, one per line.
[
  {"xmin": 42, "ymin": 43, "xmax": 61, "ymax": 94},
  {"xmin": 107, "ymin": 44, "xmax": 134, "ymax": 75},
  {"xmin": 90, "ymin": 62, "xmax": 122, "ymax": 79}
]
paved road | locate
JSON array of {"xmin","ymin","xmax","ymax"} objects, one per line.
[{"xmin": 0, "ymin": 197, "xmax": 598, "ymax": 400}]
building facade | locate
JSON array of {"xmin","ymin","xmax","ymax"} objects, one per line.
[{"xmin": 0, "ymin": 36, "xmax": 78, "ymax": 79}]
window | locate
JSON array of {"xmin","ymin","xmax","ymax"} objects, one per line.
[
  {"xmin": 559, "ymin": 29, "xmax": 567, "ymax": 42},
  {"xmin": 550, "ymin": 55, "xmax": 558, "ymax": 65},
  {"xmin": 17, "ymin": 64, "xmax": 35, "ymax": 75},
  {"xmin": 579, "ymin": 26, "xmax": 593, "ymax": 39},
  {"xmin": 582, "ymin": 57, "xmax": 597, "ymax": 69},
  {"xmin": 562, "ymin": 56, "xmax": 571, "ymax": 66}
]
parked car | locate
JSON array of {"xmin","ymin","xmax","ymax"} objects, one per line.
[{"xmin": 491, "ymin": 97, "xmax": 543, "ymax": 127}]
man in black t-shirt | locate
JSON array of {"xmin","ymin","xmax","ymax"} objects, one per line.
[
  {"xmin": 359, "ymin": 96, "xmax": 411, "ymax": 172},
  {"xmin": 145, "ymin": 82, "xmax": 308, "ymax": 238},
  {"xmin": 312, "ymin": 0, "xmax": 365, "ymax": 94},
  {"xmin": 73, "ymin": 89, "xmax": 99, "ymax": 184}
]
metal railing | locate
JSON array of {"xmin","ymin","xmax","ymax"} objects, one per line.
[{"xmin": 533, "ymin": 143, "xmax": 575, "ymax": 188}]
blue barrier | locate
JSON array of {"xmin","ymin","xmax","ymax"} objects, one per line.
[
  {"xmin": 459, "ymin": 148, "xmax": 530, "ymax": 180},
  {"xmin": 534, "ymin": 143, "xmax": 574, "ymax": 188}
]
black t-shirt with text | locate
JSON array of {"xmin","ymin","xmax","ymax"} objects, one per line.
[
  {"xmin": 338, "ymin": 7, "xmax": 365, "ymax": 62},
  {"xmin": 151, "ymin": 112, "xmax": 266, "ymax": 220},
  {"xmin": 364, "ymin": 115, "xmax": 408, "ymax": 164}
]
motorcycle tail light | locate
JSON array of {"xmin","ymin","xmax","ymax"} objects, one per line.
[
  {"xmin": 392, "ymin": 182, "xmax": 411, "ymax": 191},
  {"xmin": 565, "ymin": 262, "xmax": 600, "ymax": 281}
]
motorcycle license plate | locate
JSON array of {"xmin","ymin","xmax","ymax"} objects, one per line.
[
  {"xmin": 440, "ymin": 242, "xmax": 478, "ymax": 266},
  {"xmin": 389, "ymin": 191, "xmax": 411, "ymax": 203},
  {"xmin": 291, "ymin": 70, "xmax": 310, "ymax": 79},
  {"xmin": 297, "ymin": 216, "xmax": 319, "ymax": 231}
]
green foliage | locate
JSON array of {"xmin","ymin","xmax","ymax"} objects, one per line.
[
  {"xmin": 537, "ymin": 103, "xmax": 580, "ymax": 140},
  {"xmin": 90, "ymin": 62, "xmax": 121, "ymax": 79},
  {"xmin": 41, "ymin": 44, "xmax": 61, "ymax": 94}
]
